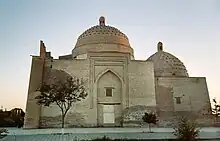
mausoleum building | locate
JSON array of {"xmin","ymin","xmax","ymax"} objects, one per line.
[{"xmin": 24, "ymin": 17, "xmax": 212, "ymax": 128}]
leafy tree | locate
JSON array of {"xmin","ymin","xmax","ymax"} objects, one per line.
[
  {"xmin": 173, "ymin": 116, "xmax": 200, "ymax": 141},
  {"xmin": 35, "ymin": 77, "xmax": 88, "ymax": 128},
  {"xmin": 212, "ymin": 98, "xmax": 220, "ymax": 124},
  {"xmin": 10, "ymin": 108, "xmax": 25, "ymax": 128},
  {"xmin": 0, "ymin": 128, "xmax": 8, "ymax": 139},
  {"xmin": 142, "ymin": 112, "xmax": 158, "ymax": 132},
  {"xmin": 14, "ymin": 118, "xmax": 24, "ymax": 128}
]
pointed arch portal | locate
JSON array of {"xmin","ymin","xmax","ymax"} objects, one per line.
[{"xmin": 96, "ymin": 69, "xmax": 123, "ymax": 127}]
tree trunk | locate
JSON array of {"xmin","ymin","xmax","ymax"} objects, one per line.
[
  {"xmin": 61, "ymin": 114, "xmax": 65, "ymax": 128},
  {"xmin": 149, "ymin": 124, "xmax": 151, "ymax": 132}
]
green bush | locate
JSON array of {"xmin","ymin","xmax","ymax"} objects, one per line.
[
  {"xmin": 0, "ymin": 128, "xmax": 8, "ymax": 139},
  {"xmin": 173, "ymin": 117, "xmax": 199, "ymax": 141}
]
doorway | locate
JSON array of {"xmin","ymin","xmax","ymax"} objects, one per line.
[{"xmin": 103, "ymin": 105, "xmax": 115, "ymax": 124}]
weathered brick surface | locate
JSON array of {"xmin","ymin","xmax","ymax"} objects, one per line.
[
  {"xmin": 40, "ymin": 112, "xmax": 87, "ymax": 128},
  {"xmin": 26, "ymin": 53, "xmax": 213, "ymax": 128},
  {"xmin": 34, "ymin": 51, "xmax": 158, "ymax": 128},
  {"xmin": 156, "ymin": 77, "xmax": 211, "ymax": 113},
  {"xmin": 24, "ymin": 57, "xmax": 44, "ymax": 129},
  {"xmin": 128, "ymin": 61, "xmax": 156, "ymax": 108}
]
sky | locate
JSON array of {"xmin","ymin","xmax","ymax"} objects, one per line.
[{"xmin": 0, "ymin": 0, "xmax": 219, "ymax": 110}]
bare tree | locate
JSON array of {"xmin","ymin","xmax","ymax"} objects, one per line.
[{"xmin": 35, "ymin": 77, "xmax": 88, "ymax": 128}]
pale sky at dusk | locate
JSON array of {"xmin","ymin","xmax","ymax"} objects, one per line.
[{"xmin": 0, "ymin": 0, "xmax": 219, "ymax": 110}]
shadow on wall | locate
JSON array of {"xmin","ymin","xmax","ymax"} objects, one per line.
[
  {"xmin": 40, "ymin": 112, "xmax": 85, "ymax": 128},
  {"xmin": 43, "ymin": 68, "xmax": 73, "ymax": 85}
]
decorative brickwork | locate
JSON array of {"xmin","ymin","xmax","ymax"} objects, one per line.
[
  {"xmin": 76, "ymin": 24, "xmax": 130, "ymax": 47},
  {"xmin": 147, "ymin": 50, "xmax": 188, "ymax": 77},
  {"xmin": 123, "ymin": 105, "xmax": 156, "ymax": 122}
]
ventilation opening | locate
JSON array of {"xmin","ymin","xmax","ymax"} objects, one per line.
[
  {"xmin": 175, "ymin": 97, "xmax": 181, "ymax": 104},
  {"xmin": 105, "ymin": 87, "xmax": 114, "ymax": 97}
]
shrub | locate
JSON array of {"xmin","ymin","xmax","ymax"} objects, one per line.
[
  {"xmin": 0, "ymin": 128, "xmax": 8, "ymax": 139},
  {"xmin": 173, "ymin": 116, "xmax": 200, "ymax": 141},
  {"xmin": 142, "ymin": 112, "xmax": 158, "ymax": 132}
]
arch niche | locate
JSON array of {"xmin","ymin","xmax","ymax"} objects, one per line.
[{"xmin": 96, "ymin": 70, "xmax": 123, "ymax": 127}]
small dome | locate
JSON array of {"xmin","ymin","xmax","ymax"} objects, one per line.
[
  {"xmin": 147, "ymin": 43, "xmax": 188, "ymax": 77},
  {"xmin": 75, "ymin": 17, "xmax": 131, "ymax": 48}
]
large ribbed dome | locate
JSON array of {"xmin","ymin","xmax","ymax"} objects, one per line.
[
  {"xmin": 147, "ymin": 42, "xmax": 189, "ymax": 77},
  {"xmin": 75, "ymin": 16, "xmax": 131, "ymax": 48}
]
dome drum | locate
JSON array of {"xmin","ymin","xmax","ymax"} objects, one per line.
[{"xmin": 72, "ymin": 43, "xmax": 134, "ymax": 58}]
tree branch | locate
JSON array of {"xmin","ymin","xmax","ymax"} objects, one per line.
[{"xmin": 55, "ymin": 101, "xmax": 61, "ymax": 109}]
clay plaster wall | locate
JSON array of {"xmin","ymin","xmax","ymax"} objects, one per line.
[
  {"xmin": 156, "ymin": 77, "xmax": 211, "ymax": 114},
  {"xmin": 128, "ymin": 60, "xmax": 156, "ymax": 108},
  {"xmin": 155, "ymin": 77, "xmax": 212, "ymax": 127},
  {"xmin": 39, "ymin": 58, "xmax": 97, "ymax": 128},
  {"xmin": 24, "ymin": 57, "xmax": 44, "ymax": 129}
]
